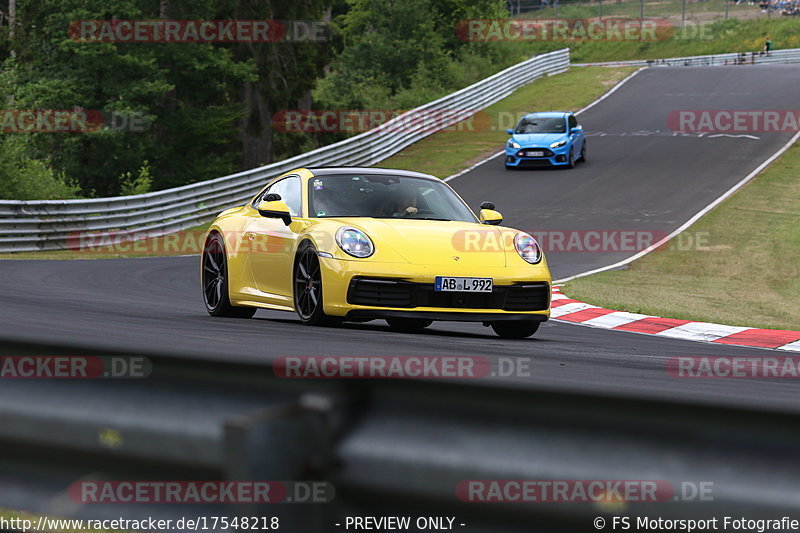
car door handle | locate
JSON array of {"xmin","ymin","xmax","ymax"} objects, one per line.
[{"xmin": 247, "ymin": 232, "xmax": 256, "ymax": 241}]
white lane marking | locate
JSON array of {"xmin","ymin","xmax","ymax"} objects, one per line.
[
  {"xmin": 707, "ymin": 134, "xmax": 760, "ymax": 139},
  {"xmin": 443, "ymin": 151, "xmax": 504, "ymax": 182},
  {"xmin": 555, "ymin": 127, "xmax": 800, "ymax": 284},
  {"xmin": 656, "ymin": 322, "xmax": 750, "ymax": 342},
  {"xmin": 444, "ymin": 67, "xmax": 646, "ymax": 183},
  {"xmin": 550, "ymin": 302, "xmax": 599, "ymax": 318},
  {"xmin": 581, "ymin": 311, "xmax": 652, "ymax": 328},
  {"xmin": 777, "ymin": 340, "xmax": 800, "ymax": 352}
]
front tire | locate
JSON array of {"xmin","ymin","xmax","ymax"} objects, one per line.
[
  {"xmin": 293, "ymin": 242, "xmax": 339, "ymax": 326},
  {"xmin": 491, "ymin": 321, "xmax": 540, "ymax": 339},
  {"xmin": 578, "ymin": 141, "xmax": 587, "ymax": 162},
  {"xmin": 565, "ymin": 148, "xmax": 575, "ymax": 169},
  {"xmin": 202, "ymin": 232, "xmax": 256, "ymax": 318},
  {"xmin": 386, "ymin": 318, "xmax": 433, "ymax": 332}
]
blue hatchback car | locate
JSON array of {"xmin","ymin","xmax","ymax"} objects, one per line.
[{"xmin": 504, "ymin": 111, "xmax": 586, "ymax": 169}]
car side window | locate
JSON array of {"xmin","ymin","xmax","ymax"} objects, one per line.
[
  {"xmin": 253, "ymin": 176, "xmax": 302, "ymax": 216},
  {"xmin": 568, "ymin": 115, "xmax": 578, "ymax": 129},
  {"xmin": 268, "ymin": 177, "xmax": 302, "ymax": 216}
]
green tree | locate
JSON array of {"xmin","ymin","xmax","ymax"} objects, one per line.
[
  {"xmin": 314, "ymin": 0, "xmax": 510, "ymax": 110},
  {"xmin": 1, "ymin": 0, "xmax": 255, "ymax": 196}
]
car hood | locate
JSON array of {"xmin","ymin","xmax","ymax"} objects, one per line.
[
  {"xmin": 511, "ymin": 132, "xmax": 567, "ymax": 147},
  {"xmin": 327, "ymin": 218, "xmax": 511, "ymax": 267}
]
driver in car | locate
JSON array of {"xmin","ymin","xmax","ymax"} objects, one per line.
[
  {"xmin": 379, "ymin": 186, "xmax": 418, "ymax": 218},
  {"xmin": 391, "ymin": 187, "xmax": 418, "ymax": 217}
]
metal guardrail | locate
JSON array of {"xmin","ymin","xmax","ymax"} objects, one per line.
[
  {"xmin": 0, "ymin": 49, "xmax": 570, "ymax": 253},
  {"xmin": 573, "ymin": 47, "xmax": 800, "ymax": 67},
  {"xmin": 3, "ymin": 339, "xmax": 800, "ymax": 531}
]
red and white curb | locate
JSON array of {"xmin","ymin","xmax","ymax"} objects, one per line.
[{"xmin": 550, "ymin": 287, "xmax": 800, "ymax": 352}]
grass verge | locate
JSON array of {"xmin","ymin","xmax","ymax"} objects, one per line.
[
  {"xmin": 564, "ymin": 139, "xmax": 800, "ymax": 331},
  {"xmin": 564, "ymin": 17, "xmax": 800, "ymax": 63},
  {"xmin": 378, "ymin": 66, "xmax": 636, "ymax": 178}
]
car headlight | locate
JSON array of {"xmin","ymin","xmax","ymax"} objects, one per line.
[
  {"xmin": 336, "ymin": 227, "xmax": 374, "ymax": 258},
  {"xmin": 508, "ymin": 141, "xmax": 521, "ymax": 149},
  {"xmin": 549, "ymin": 139, "xmax": 567, "ymax": 148},
  {"xmin": 514, "ymin": 232, "xmax": 542, "ymax": 264}
]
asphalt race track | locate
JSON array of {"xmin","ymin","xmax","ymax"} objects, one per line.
[
  {"xmin": 454, "ymin": 65, "xmax": 800, "ymax": 279},
  {"xmin": 1, "ymin": 66, "xmax": 799, "ymax": 410}
]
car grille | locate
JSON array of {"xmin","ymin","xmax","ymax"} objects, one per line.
[
  {"xmin": 517, "ymin": 148, "xmax": 553, "ymax": 158},
  {"xmin": 347, "ymin": 278, "xmax": 550, "ymax": 311},
  {"xmin": 516, "ymin": 159, "xmax": 554, "ymax": 168}
]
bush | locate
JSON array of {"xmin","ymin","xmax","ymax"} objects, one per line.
[
  {"xmin": 119, "ymin": 160, "xmax": 153, "ymax": 196},
  {"xmin": 0, "ymin": 136, "xmax": 81, "ymax": 200}
]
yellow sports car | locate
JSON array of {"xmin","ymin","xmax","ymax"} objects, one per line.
[{"xmin": 201, "ymin": 167, "xmax": 551, "ymax": 338}]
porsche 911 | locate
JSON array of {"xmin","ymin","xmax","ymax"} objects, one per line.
[{"xmin": 202, "ymin": 167, "xmax": 551, "ymax": 338}]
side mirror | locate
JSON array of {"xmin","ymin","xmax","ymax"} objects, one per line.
[
  {"xmin": 570, "ymin": 126, "xmax": 582, "ymax": 134},
  {"xmin": 480, "ymin": 209, "xmax": 503, "ymax": 226},
  {"xmin": 257, "ymin": 200, "xmax": 292, "ymax": 226},
  {"xmin": 506, "ymin": 129, "xmax": 514, "ymax": 135}
]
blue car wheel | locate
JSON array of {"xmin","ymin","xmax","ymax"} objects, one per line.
[{"xmin": 565, "ymin": 147, "xmax": 575, "ymax": 169}]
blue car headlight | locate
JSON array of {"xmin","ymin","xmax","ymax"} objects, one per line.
[
  {"xmin": 508, "ymin": 141, "xmax": 521, "ymax": 149},
  {"xmin": 336, "ymin": 227, "xmax": 374, "ymax": 258},
  {"xmin": 549, "ymin": 139, "xmax": 568, "ymax": 149}
]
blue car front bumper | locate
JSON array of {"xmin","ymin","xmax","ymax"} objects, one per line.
[{"xmin": 505, "ymin": 144, "xmax": 571, "ymax": 168}]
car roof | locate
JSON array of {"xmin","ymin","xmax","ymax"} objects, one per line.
[
  {"xmin": 521, "ymin": 111, "xmax": 569, "ymax": 119},
  {"xmin": 306, "ymin": 167, "xmax": 439, "ymax": 181}
]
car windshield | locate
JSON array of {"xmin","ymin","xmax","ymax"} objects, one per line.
[
  {"xmin": 514, "ymin": 116, "xmax": 566, "ymax": 134},
  {"xmin": 308, "ymin": 174, "xmax": 478, "ymax": 222}
]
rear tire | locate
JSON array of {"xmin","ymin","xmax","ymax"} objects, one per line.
[
  {"xmin": 386, "ymin": 318, "xmax": 433, "ymax": 332},
  {"xmin": 202, "ymin": 232, "xmax": 257, "ymax": 318},
  {"xmin": 491, "ymin": 321, "xmax": 540, "ymax": 339}
]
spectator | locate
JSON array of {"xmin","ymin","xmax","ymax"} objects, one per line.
[{"xmin": 765, "ymin": 36, "xmax": 773, "ymax": 54}]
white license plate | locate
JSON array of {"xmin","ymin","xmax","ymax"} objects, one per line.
[
  {"xmin": 525, "ymin": 150, "xmax": 545, "ymax": 157},
  {"xmin": 435, "ymin": 276, "xmax": 493, "ymax": 292}
]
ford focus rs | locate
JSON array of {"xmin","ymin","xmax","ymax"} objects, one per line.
[
  {"xmin": 504, "ymin": 111, "xmax": 586, "ymax": 169},
  {"xmin": 201, "ymin": 167, "xmax": 551, "ymax": 338}
]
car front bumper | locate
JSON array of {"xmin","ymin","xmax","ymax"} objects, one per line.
[
  {"xmin": 505, "ymin": 144, "xmax": 571, "ymax": 167},
  {"xmin": 318, "ymin": 257, "xmax": 552, "ymax": 322}
]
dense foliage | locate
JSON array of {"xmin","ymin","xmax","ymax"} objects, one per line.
[{"xmin": 0, "ymin": 0, "xmax": 526, "ymax": 199}]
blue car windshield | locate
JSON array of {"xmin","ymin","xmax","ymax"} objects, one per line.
[
  {"xmin": 515, "ymin": 116, "xmax": 566, "ymax": 134},
  {"xmin": 308, "ymin": 174, "xmax": 478, "ymax": 222}
]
